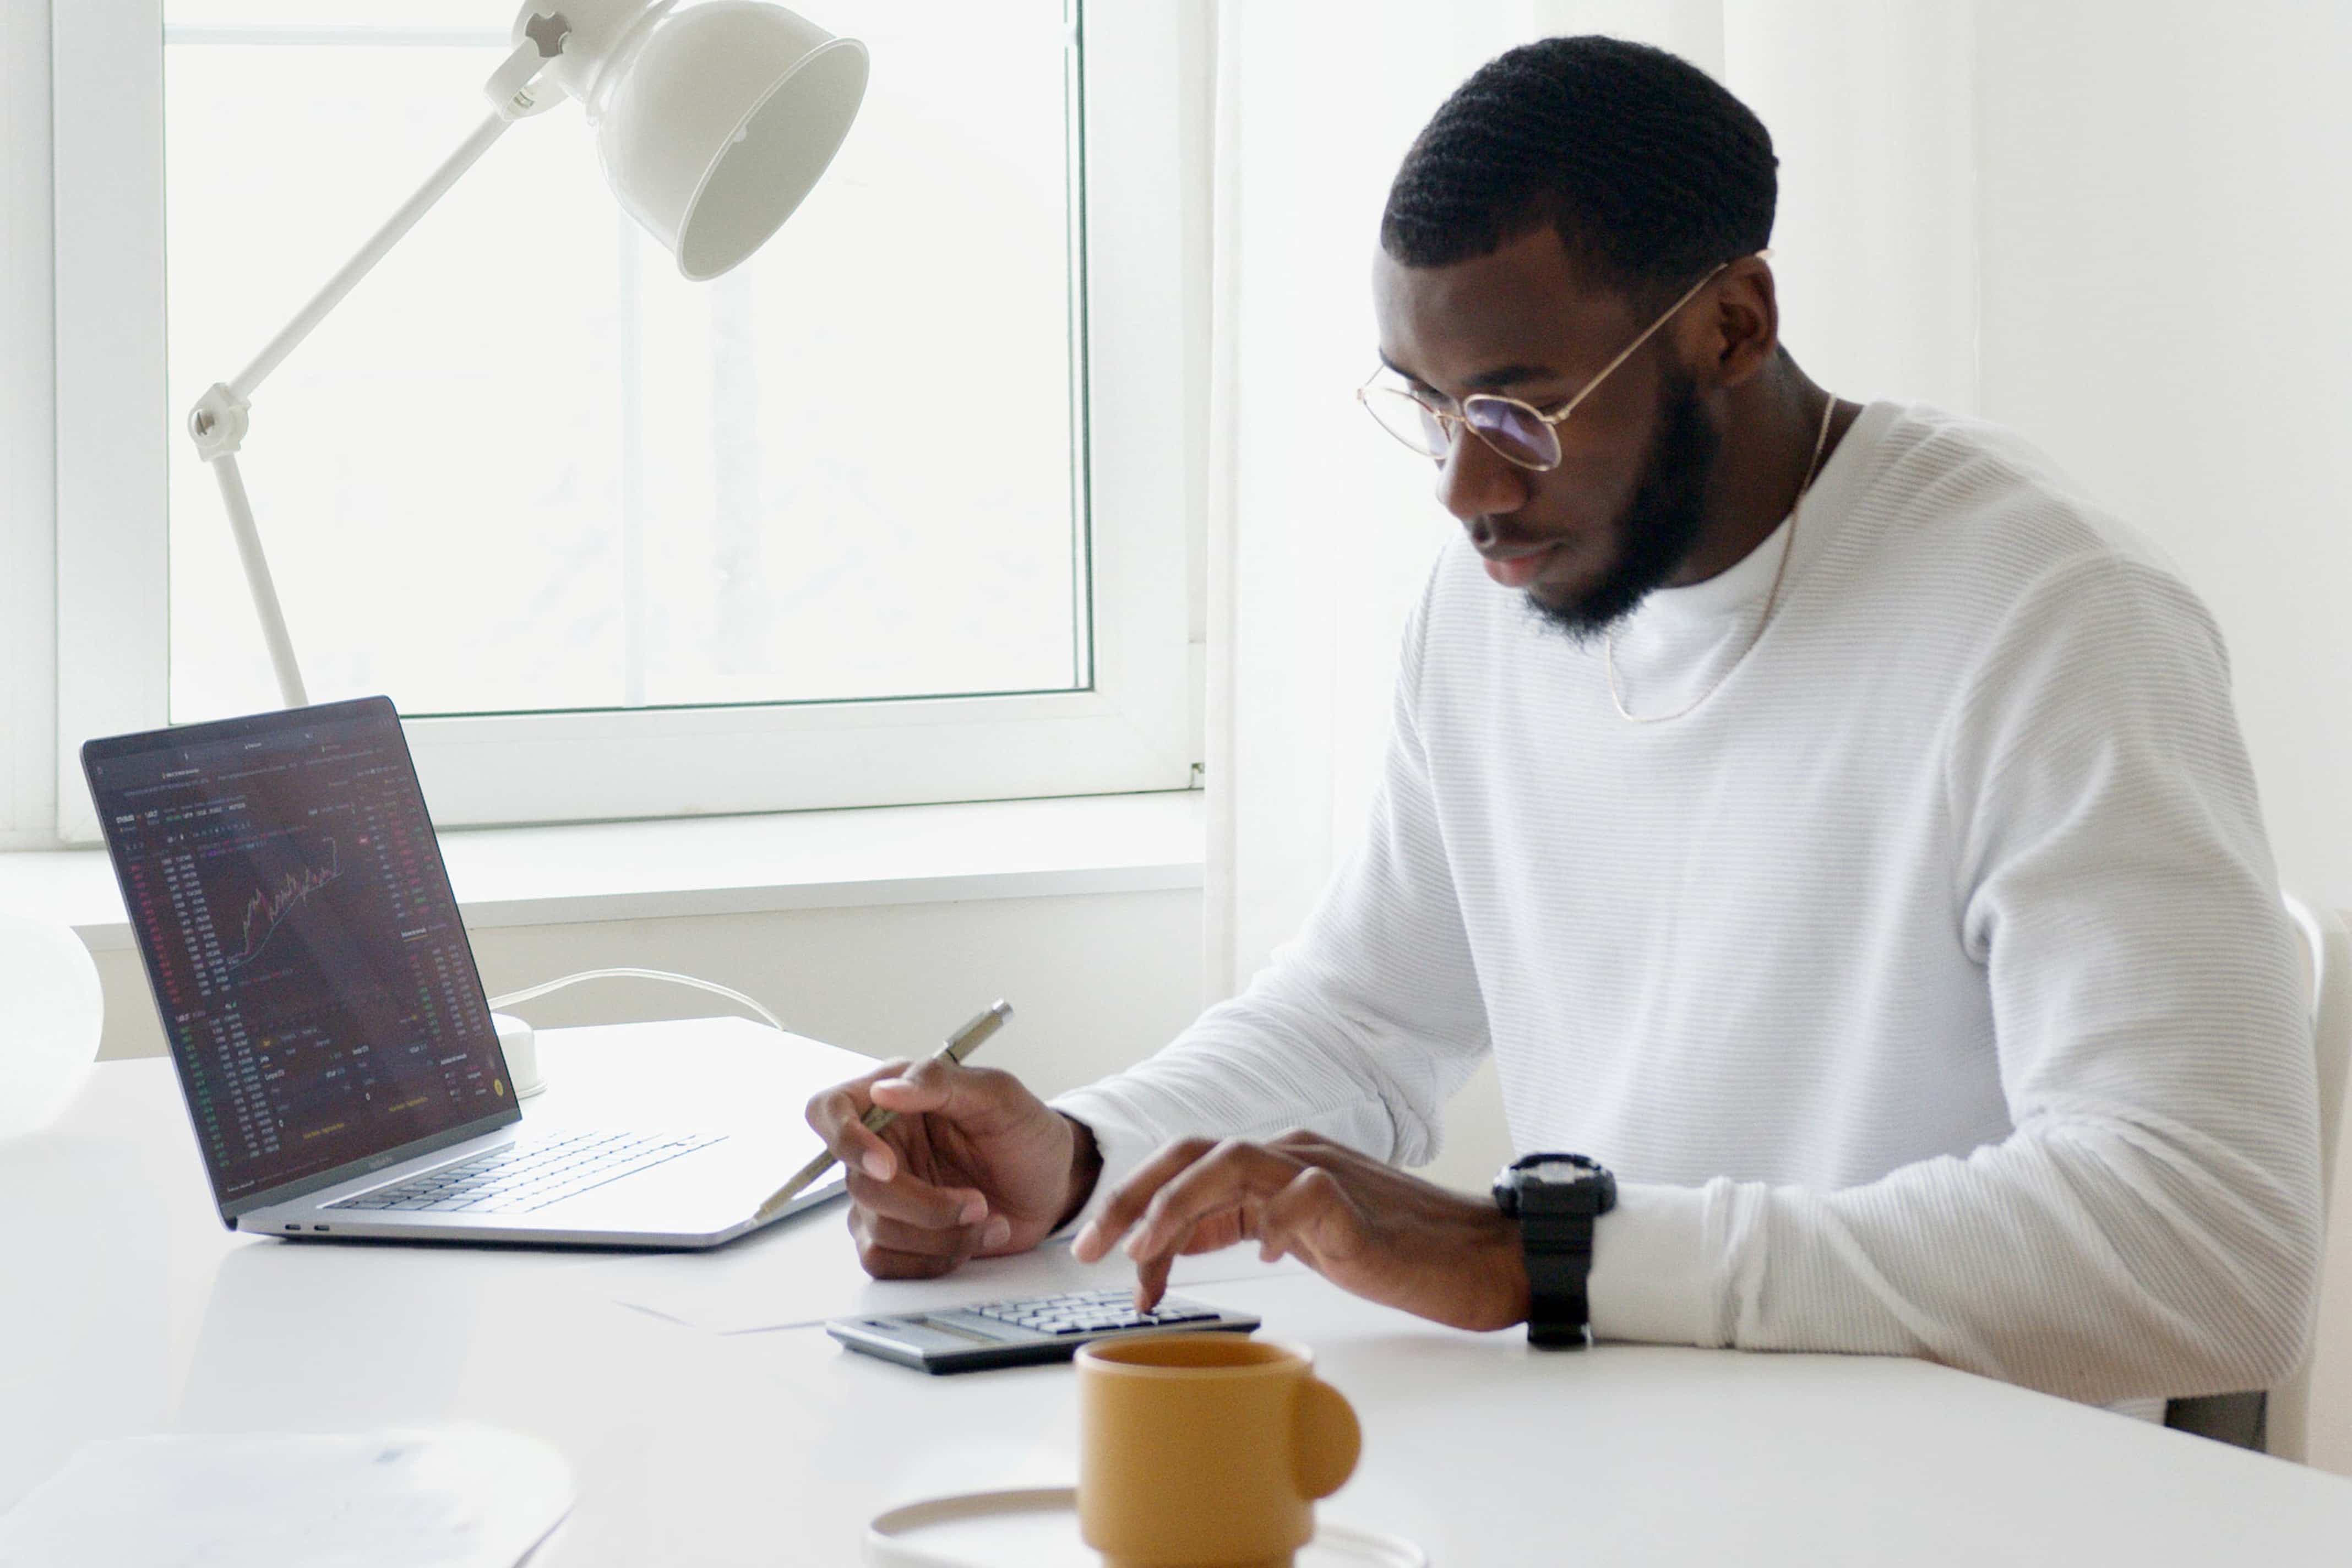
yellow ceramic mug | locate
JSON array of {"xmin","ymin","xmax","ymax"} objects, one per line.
[{"xmin": 1076, "ymin": 1333, "xmax": 1362, "ymax": 1568}]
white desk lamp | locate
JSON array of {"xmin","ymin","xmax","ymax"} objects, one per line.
[{"xmin": 185, "ymin": 1, "xmax": 869, "ymax": 709}]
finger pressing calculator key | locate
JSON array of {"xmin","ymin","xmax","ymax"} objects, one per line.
[{"xmin": 826, "ymin": 1288, "xmax": 1262, "ymax": 1373}]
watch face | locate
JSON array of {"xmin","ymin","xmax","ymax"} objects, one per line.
[{"xmin": 1526, "ymin": 1158, "xmax": 1602, "ymax": 1185}]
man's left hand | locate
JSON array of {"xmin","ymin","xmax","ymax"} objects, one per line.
[{"xmin": 1069, "ymin": 1130, "xmax": 1531, "ymax": 1332}]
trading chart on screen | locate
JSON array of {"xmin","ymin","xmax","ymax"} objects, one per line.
[{"xmin": 89, "ymin": 704, "xmax": 508, "ymax": 1203}]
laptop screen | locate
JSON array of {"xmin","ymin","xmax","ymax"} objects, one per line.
[{"xmin": 84, "ymin": 697, "xmax": 518, "ymax": 1217}]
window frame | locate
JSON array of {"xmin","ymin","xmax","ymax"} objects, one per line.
[
  {"xmin": 0, "ymin": 0, "xmax": 58, "ymax": 851},
  {"xmin": 42, "ymin": 0, "xmax": 1202, "ymax": 844}
]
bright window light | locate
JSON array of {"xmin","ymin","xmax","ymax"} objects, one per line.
[{"xmin": 163, "ymin": 1, "xmax": 1084, "ymax": 721}]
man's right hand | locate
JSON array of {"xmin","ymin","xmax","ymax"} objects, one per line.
[{"xmin": 805, "ymin": 1057, "xmax": 1102, "ymax": 1279}]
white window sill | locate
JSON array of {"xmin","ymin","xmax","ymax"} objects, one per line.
[{"xmin": 0, "ymin": 791, "xmax": 1207, "ymax": 953}]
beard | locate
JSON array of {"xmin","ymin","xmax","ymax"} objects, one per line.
[{"xmin": 1523, "ymin": 369, "xmax": 1719, "ymax": 643}]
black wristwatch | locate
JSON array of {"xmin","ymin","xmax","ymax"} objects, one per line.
[{"xmin": 1493, "ymin": 1152, "xmax": 1616, "ymax": 1349}]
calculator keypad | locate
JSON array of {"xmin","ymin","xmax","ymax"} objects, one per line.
[
  {"xmin": 829, "ymin": 1288, "xmax": 1258, "ymax": 1372},
  {"xmin": 968, "ymin": 1289, "xmax": 1223, "ymax": 1337}
]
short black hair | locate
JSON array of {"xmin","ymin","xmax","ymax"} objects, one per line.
[{"xmin": 1381, "ymin": 36, "xmax": 1777, "ymax": 302}]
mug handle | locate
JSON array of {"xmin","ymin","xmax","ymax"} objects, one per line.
[{"xmin": 1291, "ymin": 1375, "xmax": 1362, "ymax": 1500}]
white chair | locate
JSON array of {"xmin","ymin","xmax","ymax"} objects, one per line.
[
  {"xmin": 2269, "ymin": 892, "xmax": 2352, "ymax": 1462},
  {"xmin": 0, "ymin": 913, "xmax": 105, "ymax": 1142}
]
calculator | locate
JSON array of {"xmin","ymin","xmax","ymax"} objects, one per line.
[{"xmin": 826, "ymin": 1288, "xmax": 1262, "ymax": 1374}]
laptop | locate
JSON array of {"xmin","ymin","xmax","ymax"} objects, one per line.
[{"xmin": 83, "ymin": 695, "xmax": 850, "ymax": 1248}]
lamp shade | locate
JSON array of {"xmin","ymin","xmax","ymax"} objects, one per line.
[{"xmin": 553, "ymin": 1, "xmax": 869, "ymax": 281}]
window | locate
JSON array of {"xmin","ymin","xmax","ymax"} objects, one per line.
[{"xmin": 44, "ymin": 1, "xmax": 1201, "ymax": 841}]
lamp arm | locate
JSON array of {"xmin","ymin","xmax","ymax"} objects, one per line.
[
  {"xmin": 206, "ymin": 451, "xmax": 309, "ymax": 707},
  {"xmin": 229, "ymin": 112, "xmax": 514, "ymax": 404},
  {"xmin": 186, "ymin": 26, "xmax": 576, "ymax": 709}
]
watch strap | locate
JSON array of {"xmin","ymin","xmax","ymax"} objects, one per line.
[{"xmin": 1520, "ymin": 1208, "xmax": 1597, "ymax": 1349}]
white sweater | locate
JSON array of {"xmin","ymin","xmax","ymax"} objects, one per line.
[{"xmin": 1055, "ymin": 400, "xmax": 2322, "ymax": 1406}]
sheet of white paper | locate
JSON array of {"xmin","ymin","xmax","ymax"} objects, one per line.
[
  {"xmin": 0, "ymin": 1427, "xmax": 572, "ymax": 1568},
  {"xmin": 583, "ymin": 1218, "xmax": 1305, "ymax": 1336}
]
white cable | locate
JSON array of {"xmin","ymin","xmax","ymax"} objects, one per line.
[{"xmin": 485, "ymin": 967, "xmax": 787, "ymax": 1034}]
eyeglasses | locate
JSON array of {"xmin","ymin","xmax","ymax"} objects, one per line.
[{"xmin": 1356, "ymin": 256, "xmax": 1745, "ymax": 472}]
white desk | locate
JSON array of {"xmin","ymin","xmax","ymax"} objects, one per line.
[{"xmin": 6, "ymin": 1023, "xmax": 2352, "ymax": 1566}]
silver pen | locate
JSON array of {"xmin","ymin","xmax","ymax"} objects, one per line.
[{"xmin": 753, "ymin": 1000, "xmax": 1013, "ymax": 1224}]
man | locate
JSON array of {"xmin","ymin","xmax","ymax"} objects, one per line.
[{"xmin": 806, "ymin": 36, "xmax": 2321, "ymax": 1408}]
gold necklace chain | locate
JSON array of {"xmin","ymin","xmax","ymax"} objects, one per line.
[{"xmin": 1603, "ymin": 391, "xmax": 1837, "ymax": 725}]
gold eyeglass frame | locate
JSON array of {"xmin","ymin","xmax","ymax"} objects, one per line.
[{"xmin": 1357, "ymin": 251, "xmax": 1763, "ymax": 473}]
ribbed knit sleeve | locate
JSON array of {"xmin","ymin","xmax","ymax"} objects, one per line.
[
  {"xmin": 1051, "ymin": 585, "xmax": 1494, "ymax": 1224},
  {"xmin": 1605, "ymin": 550, "xmax": 2322, "ymax": 1402}
]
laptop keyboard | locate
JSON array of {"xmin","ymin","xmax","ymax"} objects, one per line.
[{"xmin": 325, "ymin": 1129, "xmax": 726, "ymax": 1216}]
